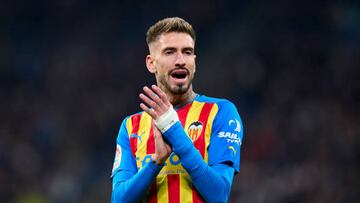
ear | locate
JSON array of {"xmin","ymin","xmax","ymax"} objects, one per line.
[
  {"xmin": 146, "ymin": 54, "xmax": 156, "ymax": 73},
  {"xmin": 194, "ymin": 54, "xmax": 196, "ymax": 73}
]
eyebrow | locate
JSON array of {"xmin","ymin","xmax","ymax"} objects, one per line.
[
  {"xmin": 182, "ymin": 47, "xmax": 194, "ymax": 52},
  {"xmin": 162, "ymin": 47, "xmax": 176, "ymax": 52},
  {"xmin": 162, "ymin": 47, "xmax": 194, "ymax": 52}
]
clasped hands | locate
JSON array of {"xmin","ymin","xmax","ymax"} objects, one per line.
[{"xmin": 139, "ymin": 85, "xmax": 178, "ymax": 165}]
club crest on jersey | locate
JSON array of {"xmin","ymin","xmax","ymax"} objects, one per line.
[{"xmin": 187, "ymin": 121, "xmax": 203, "ymax": 142}]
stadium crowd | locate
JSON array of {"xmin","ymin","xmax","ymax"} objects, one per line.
[{"xmin": 1, "ymin": 0, "xmax": 359, "ymax": 202}]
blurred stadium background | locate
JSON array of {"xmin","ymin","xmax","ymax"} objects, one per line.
[{"xmin": 1, "ymin": 0, "xmax": 359, "ymax": 202}]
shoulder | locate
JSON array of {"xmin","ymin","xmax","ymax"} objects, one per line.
[
  {"xmin": 116, "ymin": 111, "xmax": 145, "ymax": 140},
  {"xmin": 117, "ymin": 111, "xmax": 145, "ymax": 131},
  {"xmin": 121, "ymin": 111, "xmax": 144, "ymax": 122},
  {"xmin": 196, "ymin": 95, "xmax": 237, "ymax": 111}
]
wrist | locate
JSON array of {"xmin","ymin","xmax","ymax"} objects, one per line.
[
  {"xmin": 148, "ymin": 160, "xmax": 165, "ymax": 172},
  {"xmin": 154, "ymin": 105, "xmax": 179, "ymax": 133},
  {"xmin": 151, "ymin": 154, "xmax": 165, "ymax": 166}
]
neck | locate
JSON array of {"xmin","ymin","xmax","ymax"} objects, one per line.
[{"xmin": 165, "ymin": 87, "xmax": 197, "ymax": 108}]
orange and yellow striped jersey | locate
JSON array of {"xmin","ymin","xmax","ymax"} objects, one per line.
[{"xmin": 112, "ymin": 95, "xmax": 243, "ymax": 203}]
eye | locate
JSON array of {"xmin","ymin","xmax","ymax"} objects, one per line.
[
  {"xmin": 183, "ymin": 49, "xmax": 194, "ymax": 55},
  {"xmin": 164, "ymin": 50, "xmax": 174, "ymax": 55}
]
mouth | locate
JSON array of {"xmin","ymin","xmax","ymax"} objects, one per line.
[{"xmin": 169, "ymin": 69, "xmax": 188, "ymax": 80}]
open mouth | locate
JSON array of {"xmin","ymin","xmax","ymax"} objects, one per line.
[{"xmin": 170, "ymin": 69, "xmax": 188, "ymax": 79}]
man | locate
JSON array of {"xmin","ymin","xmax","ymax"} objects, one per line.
[{"xmin": 111, "ymin": 17, "xmax": 244, "ymax": 203}]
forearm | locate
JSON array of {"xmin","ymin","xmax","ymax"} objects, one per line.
[
  {"xmin": 112, "ymin": 162, "xmax": 162, "ymax": 203},
  {"xmin": 163, "ymin": 122, "xmax": 206, "ymax": 178},
  {"xmin": 191, "ymin": 164, "xmax": 234, "ymax": 203},
  {"xmin": 163, "ymin": 122, "xmax": 233, "ymax": 202}
]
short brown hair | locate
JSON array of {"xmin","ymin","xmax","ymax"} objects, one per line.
[{"xmin": 146, "ymin": 17, "xmax": 196, "ymax": 45}]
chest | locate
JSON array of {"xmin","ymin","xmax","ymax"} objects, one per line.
[{"xmin": 127, "ymin": 101, "xmax": 218, "ymax": 171}]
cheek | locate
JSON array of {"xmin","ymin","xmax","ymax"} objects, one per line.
[
  {"xmin": 155, "ymin": 59, "xmax": 169, "ymax": 70},
  {"xmin": 156, "ymin": 66, "xmax": 167, "ymax": 75},
  {"xmin": 187, "ymin": 57, "xmax": 196, "ymax": 66},
  {"xmin": 188, "ymin": 60, "xmax": 196, "ymax": 73}
]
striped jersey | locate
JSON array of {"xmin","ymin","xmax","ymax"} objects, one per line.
[{"xmin": 111, "ymin": 95, "xmax": 243, "ymax": 203}]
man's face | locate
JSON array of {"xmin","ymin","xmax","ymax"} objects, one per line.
[{"xmin": 147, "ymin": 32, "xmax": 196, "ymax": 95}]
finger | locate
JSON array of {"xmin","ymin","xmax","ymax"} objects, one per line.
[
  {"xmin": 151, "ymin": 85, "xmax": 171, "ymax": 106},
  {"xmin": 165, "ymin": 144, "xmax": 172, "ymax": 152},
  {"xmin": 152, "ymin": 124, "xmax": 160, "ymax": 135},
  {"xmin": 153, "ymin": 130, "xmax": 158, "ymax": 138},
  {"xmin": 139, "ymin": 103, "xmax": 158, "ymax": 119},
  {"xmin": 143, "ymin": 86, "xmax": 164, "ymax": 106},
  {"xmin": 152, "ymin": 125, "xmax": 159, "ymax": 137},
  {"xmin": 139, "ymin": 93, "xmax": 159, "ymax": 111}
]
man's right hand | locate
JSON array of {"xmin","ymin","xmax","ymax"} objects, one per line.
[{"xmin": 151, "ymin": 124, "xmax": 172, "ymax": 165}]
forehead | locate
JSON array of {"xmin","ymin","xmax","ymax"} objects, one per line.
[{"xmin": 154, "ymin": 32, "xmax": 195, "ymax": 50}]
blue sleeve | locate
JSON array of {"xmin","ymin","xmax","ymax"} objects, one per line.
[
  {"xmin": 162, "ymin": 122, "xmax": 235, "ymax": 202},
  {"xmin": 111, "ymin": 118, "xmax": 163, "ymax": 203},
  {"xmin": 208, "ymin": 101, "xmax": 243, "ymax": 172},
  {"xmin": 112, "ymin": 162, "xmax": 163, "ymax": 203},
  {"xmin": 110, "ymin": 117, "xmax": 137, "ymax": 179},
  {"xmin": 192, "ymin": 163, "xmax": 235, "ymax": 203}
]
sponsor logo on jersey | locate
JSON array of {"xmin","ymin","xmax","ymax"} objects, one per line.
[
  {"xmin": 218, "ymin": 118, "xmax": 242, "ymax": 145},
  {"xmin": 130, "ymin": 131, "xmax": 145, "ymax": 142},
  {"xmin": 112, "ymin": 144, "xmax": 121, "ymax": 172},
  {"xmin": 187, "ymin": 121, "xmax": 203, "ymax": 142},
  {"xmin": 229, "ymin": 119, "xmax": 241, "ymax": 132},
  {"xmin": 136, "ymin": 152, "xmax": 181, "ymax": 168},
  {"xmin": 228, "ymin": 146, "xmax": 237, "ymax": 155}
]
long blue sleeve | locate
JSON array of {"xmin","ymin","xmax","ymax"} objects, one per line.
[
  {"xmin": 111, "ymin": 161, "xmax": 163, "ymax": 203},
  {"xmin": 192, "ymin": 163, "xmax": 235, "ymax": 203},
  {"xmin": 162, "ymin": 122, "xmax": 235, "ymax": 202},
  {"xmin": 111, "ymin": 117, "xmax": 163, "ymax": 203}
]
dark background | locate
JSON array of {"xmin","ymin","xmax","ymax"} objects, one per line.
[{"xmin": 1, "ymin": 0, "xmax": 359, "ymax": 202}]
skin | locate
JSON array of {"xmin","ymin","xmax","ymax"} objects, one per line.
[{"xmin": 139, "ymin": 32, "xmax": 197, "ymax": 165}]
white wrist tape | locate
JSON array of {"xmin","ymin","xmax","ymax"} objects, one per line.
[{"xmin": 154, "ymin": 106, "xmax": 179, "ymax": 133}]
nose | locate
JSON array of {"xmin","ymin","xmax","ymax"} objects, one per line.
[{"xmin": 175, "ymin": 52, "xmax": 186, "ymax": 67}]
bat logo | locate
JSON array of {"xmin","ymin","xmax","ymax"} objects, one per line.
[{"xmin": 188, "ymin": 121, "xmax": 203, "ymax": 142}]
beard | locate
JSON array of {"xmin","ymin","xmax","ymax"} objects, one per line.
[{"xmin": 158, "ymin": 73, "xmax": 193, "ymax": 95}]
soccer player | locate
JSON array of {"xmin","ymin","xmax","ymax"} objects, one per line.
[{"xmin": 111, "ymin": 17, "xmax": 244, "ymax": 203}]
